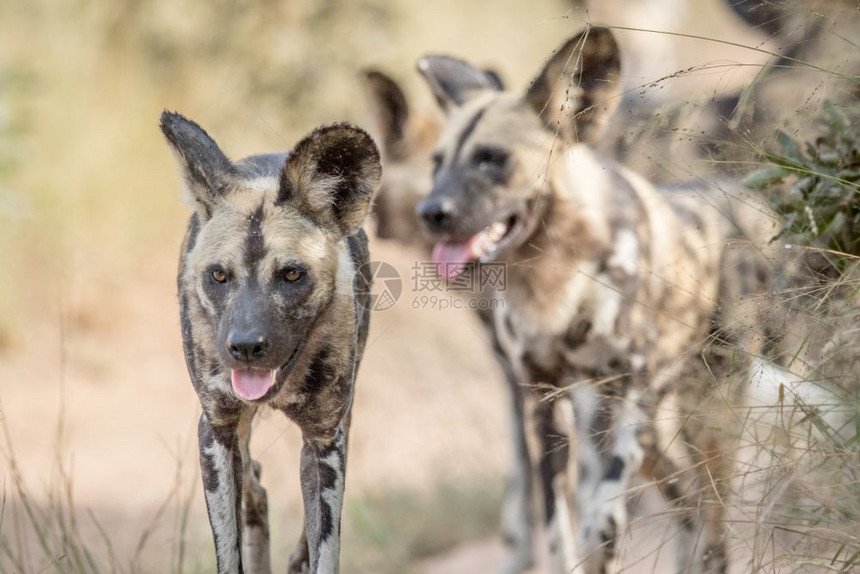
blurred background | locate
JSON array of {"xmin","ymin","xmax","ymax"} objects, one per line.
[{"xmin": 0, "ymin": 0, "xmax": 857, "ymax": 572}]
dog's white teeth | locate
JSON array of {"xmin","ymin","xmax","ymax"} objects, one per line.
[
  {"xmin": 486, "ymin": 221, "xmax": 508, "ymax": 243},
  {"xmin": 470, "ymin": 220, "xmax": 510, "ymax": 260}
]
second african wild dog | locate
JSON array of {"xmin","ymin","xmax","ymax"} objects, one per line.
[
  {"xmin": 161, "ymin": 112, "xmax": 380, "ymax": 574},
  {"xmin": 416, "ymin": 26, "xmax": 778, "ymax": 574},
  {"xmin": 362, "ymin": 69, "xmax": 441, "ymax": 250}
]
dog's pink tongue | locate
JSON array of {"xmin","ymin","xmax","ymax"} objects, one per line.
[
  {"xmin": 432, "ymin": 239, "xmax": 478, "ymax": 280},
  {"xmin": 231, "ymin": 369, "xmax": 275, "ymax": 401}
]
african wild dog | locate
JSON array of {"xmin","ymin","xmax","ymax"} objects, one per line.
[
  {"xmin": 363, "ymin": 67, "xmax": 503, "ymax": 249},
  {"xmin": 160, "ymin": 112, "xmax": 380, "ymax": 574},
  {"xmin": 362, "ymin": 69, "xmax": 441, "ymax": 250},
  {"xmin": 416, "ymin": 26, "xmax": 778, "ymax": 574}
]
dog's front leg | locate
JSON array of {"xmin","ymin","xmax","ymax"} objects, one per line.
[
  {"xmin": 499, "ymin": 364, "xmax": 535, "ymax": 574},
  {"xmin": 299, "ymin": 426, "xmax": 347, "ymax": 574},
  {"xmin": 237, "ymin": 409, "xmax": 271, "ymax": 574},
  {"xmin": 481, "ymin": 307, "xmax": 536, "ymax": 574},
  {"xmin": 198, "ymin": 413, "xmax": 244, "ymax": 574},
  {"xmin": 586, "ymin": 394, "xmax": 648, "ymax": 574},
  {"xmin": 535, "ymin": 397, "xmax": 579, "ymax": 574}
]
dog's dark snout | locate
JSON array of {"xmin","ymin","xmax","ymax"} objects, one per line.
[
  {"xmin": 418, "ymin": 197, "xmax": 457, "ymax": 232},
  {"xmin": 228, "ymin": 331, "xmax": 270, "ymax": 362}
]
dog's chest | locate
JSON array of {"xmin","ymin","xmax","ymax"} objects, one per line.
[
  {"xmin": 493, "ymin": 265, "xmax": 652, "ymax": 390},
  {"xmin": 492, "ymin": 198, "xmax": 721, "ymax": 390}
]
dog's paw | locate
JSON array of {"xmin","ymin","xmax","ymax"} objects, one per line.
[
  {"xmin": 498, "ymin": 523, "xmax": 534, "ymax": 574},
  {"xmin": 702, "ymin": 543, "xmax": 728, "ymax": 574},
  {"xmin": 598, "ymin": 514, "xmax": 618, "ymax": 557},
  {"xmin": 287, "ymin": 544, "xmax": 310, "ymax": 574},
  {"xmin": 498, "ymin": 547, "xmax": 535, "ymax": 574},
  {"xmin": 286, "ymin": 557, "xmax": 310, "ymax": 574}
]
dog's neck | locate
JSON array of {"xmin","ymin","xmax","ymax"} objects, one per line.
[{"xmin": 498, "ymin": 144, "xmax": 618, "ymax": 335}]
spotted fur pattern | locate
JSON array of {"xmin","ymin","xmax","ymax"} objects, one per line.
[
  {"xmin": 416, "ymin": 27, "xmax": 779, "ymax": 574},
  {"xmin": 162, "ymin": 112, "xmax": 379, "ymax": 574}
]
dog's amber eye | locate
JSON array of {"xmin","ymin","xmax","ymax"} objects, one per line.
[
  {"xmin": 211, "ymin": 269, "xmax": 228, "ymax": 283},
  {"xmin": 283, "ymin": 268, "xmax": 304, "ymax": 282}
]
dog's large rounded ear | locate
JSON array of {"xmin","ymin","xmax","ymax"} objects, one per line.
[
  {"xmin": 362, "ymin": 69, "xmax": 410, "ymax": 160},
  {"xmin": 525, "ymin": 27, "xmax": 621, "ymax": 143},
  {"xmin": 278, "ymin": 123, "xmax": 381, "ymax": 237},
  {"xmin": 160, "ymin": 111, "xmax": 235, "ymax": 220},
  {"xmin": 417, "ymin": 55, "xmax": 501, "ymax": 113}
]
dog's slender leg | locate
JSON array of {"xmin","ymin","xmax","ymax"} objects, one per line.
[
  {"xmin": 299, "ymin": 425, "xmax": 347, "ymax": 574},
  {"xmin": 571, "ymin": 385, "xmax": 604, "ymax": 574},
  {"xmin": 236, "ymin": 409, "xmax": 271, "ymax": 574},
  {"xmin": 480, "ymin": 307, "xmax": 535, "ymax": 574},
  {"xmin": 583, "ymin": 392, "xmax": 647, "ymax": 574},
  {"xmin": 643, "ymin": 385, "xmax": 708, "ymax": 574},
  {"xmin": 650, "ymin": 391, "xmax": 735, "ymax": 574},
  {"xmin": 535, "ymin": 397, "xmax": 579, "ymax": 574},
  {"xmin": 498, "ymin": 360, "xmax": 535, "ymax": 574},
  {"xmin": 288, "ymin": 411, "xmax": 354, "ymax": 574},
  {"xmin": 649, "ymin": 451, "xmax": 703, "ymax": 574},
  {"xmin": 571, "ymin": 385, "xmax": 629, "ymax": 574},
  {"xmin": 690, "ymin": 429, "xmax": 730, "ymax": 574},
  {"xmin": 686, "ymin": 349, "xmax": 748, "ymax": 574},
  {"xmin": 652, "ymin": 427, "xmax": 729, "ymax": 574},
  {"xmin": 198, "ymin": 413, "xmax": 244, "ymax": 574}
]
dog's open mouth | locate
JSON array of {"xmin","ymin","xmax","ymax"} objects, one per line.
[
  {"xmin": 432, "ymin": 214, "xmax": 518, "ymax": 280},
  {"xmin": 231, "ymin": 344, "xmax": 302, "ymax": 401}
]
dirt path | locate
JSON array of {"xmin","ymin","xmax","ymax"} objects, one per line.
[{"xmin": 420, "ymin": 487, "xmax": 677, "ymax": 574}]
